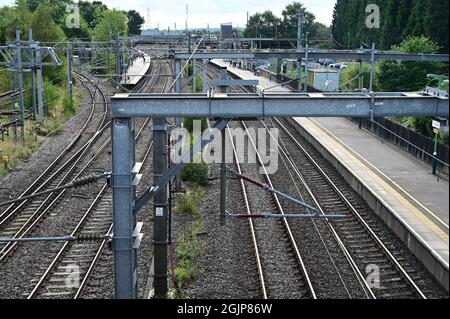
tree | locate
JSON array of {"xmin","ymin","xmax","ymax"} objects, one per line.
[
  {"xmin": 424, "ymin": 0, "xmax": 449, "ymax": 52},
  {"xmin": 93, "ymin": 9, "xmax": 128, "ymax": 41},
  {"xmin": 23, "ymin": 0, "xmax": 72, "ymax": 22},
  {"xmin": 378, "ymin": 36, "xmax": 443, "ymax": 138},
  {"xmin": 331, "ymin": 0, "xmax": 345, "ymax": 47},
  {"xmin": 127, "ymin": 10, "xmax": 144, "ymax": 35},
  {"xmin": 79, "ymin": 0, "xmax": 108, "ymax": 29},
  {"xmin": 404, "ymin": 0, "xmax": 425, "ymax": 38},
  {"xmin": 30, "ymin": 3, "xmax": 65, "ymax": 42},
  {"xmin": 62, "ymin": 14, "xmax": 91, "ymax": 40},
  {"xmin": 244, "ymin": 11, "xmax": 282, "ymax": 39},
  {"xmin": 1, "ymin": 0, "xmax": 32, "ymax": 40},
  {"xmin": 331, "ymin": 0, "xmax": 448, "ymax": 52},
  {"xmin": 280, "ymin": 2, "xmax": 316, "ymax": 39},
  {"xmin": 396, "ymin": 0, "xmax": 412, "ymax": 43},
  {"xmin": 377, "ymin": 36, "xmax": 441, "ymax": 92},
  {"xmin": 244, "ymin": 2, "xmax": 329, "ymax": 44},
  {"xmin": 381, "ymin": 0, "xmax": 398, "ymax": 49}
]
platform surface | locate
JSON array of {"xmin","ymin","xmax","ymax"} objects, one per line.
[
  {"xmin": 211, "ymin": 59, "xmax": 290, "ymax": 93},
  {"xmin": 121, "ymin": 54, "xmax": 151, "ymax": 85},
  {"xmin": 216, "ymin": 60, "xmax": 449, "ymax": 267}
]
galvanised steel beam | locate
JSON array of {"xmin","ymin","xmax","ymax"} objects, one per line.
[
  {"xmin": 111, "ymin": 117, "xmax": 138, "ymax": 299},
  {"xmin": 111, "ymin": 92, "xmax": 449, "ymax": 118},
  {"xmin": 0, "ymin": 46, "xmax": 61, "ymax": 67},
  {"xmin": 222, "ymin": 38, "xmax": 299, "ymax": 42},
  {"xmin": 174, "ymin": 51, "xmax": 449, "ymax": 62},
  {"xmin": 210, "ymin": 79, "xmax": 259, "ymax": 87},
  {"xmin": 175, "ymin": 52, "xmax": 254, "ymax": 60}
]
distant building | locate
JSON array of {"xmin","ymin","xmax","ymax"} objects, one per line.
[
  {"xmin": 220, "ymin": 23, "xmax": 233, "ymax": 39},
  {"xmin": 142, "ymin": 28, "xmax": 183, "ymax": 36}
]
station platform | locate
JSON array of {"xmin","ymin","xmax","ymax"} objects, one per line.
[
  {"xmin": 212, "ymin": 59, "xmax": 449, "ymax": 288},
  {"xmin": 120, "ymin": 54, "xmax": 151, "ymax": 86},
  {"xmin": 210, "ymin": 59, "xmax": 290, "ymax": 93}
]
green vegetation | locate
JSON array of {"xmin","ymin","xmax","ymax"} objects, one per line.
[
  {"xmin": 30, "ymin": 3, "xmax": 65, "ymax": 42},
  {"xmin": 376, "ymin": 37, "xmax": 443, "ymax": 139},
  {"xmin": 0, "ymin": 69, "xmax": 11, "ymax": 92},
  {"xmin": 377, "ymin": 36, "xmax": 441, "ymax": 92},
  {"xmin": 174, "ymin": 222, "xmax": 203, "ymax": 289},
  {"xmin": 244, "ymin": 2, "xmax": 331, "ymax": 43},
  {"xmin": 339, "ymin": 63, "xmax": 377, "ymax": 90},
  {"xmin": 243, "ymin": 3, "xmax": 332, "ymax": 49},
  {"xmin": 190, "ymin": 75, "xmax": 203, "ymax": 93},
  {"xmin": 331, "ymin": 0, "xmax": 449, "ymax": 52},
  {"xmin": 181, "ymin": 163, "xmax": 209, "ymax": 186},
  {"xmin": 1, "ymin": 82, "xmax": 81, "ymax": 176},
  {"xmin": 127, "ymin": 10, "xmax": 145, "ymax": 36},
  {"xmin": 183, "ymin": 117, "xmax": 208, "ymax": 134},
  {"xmin": 174, "ymin": 187, "xmax": 204, "ymax": 216},
  {"xmin": 173, "ymin": 187, "xmax": 205, "ymax": 291},
  {"xmin": 0, "ymin": 1, "xmax": 144, "ymax": 42},
  {"xmin": 93, "ymin": 9, "xmax": 128, "ymax": 40},
  {"xmin": 0, "ymin": 120, "xmax": 43, "ymax": 177}
]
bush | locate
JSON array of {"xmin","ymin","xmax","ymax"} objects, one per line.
[
  {"xmin": 175, "ymin": 265, "xmax": 196, "ymax": 288},
  {"xmin": 0, "ymin": 69, "xmax": 11, "ymax": 92},
  {"xmin": 339, "ymin": 63, "xmax": 375, "ymax": 91},
  {"xmin": 43, "ymin": 79, "xmax": 58, "ymax": 113},
  {"xmin": 174, "ymin": 223, "xmax": 203, "ymax": 288},
  {"xmin": 174, "ymin": 186, "xmax": 204, "ymax": 215},
  {"xmin": 62, "ymin": 91, "xmax": 76, "ymax": 114},
  {"xmin": 181, "ymin": 162, "xmax": 208, "ymax": 185}
]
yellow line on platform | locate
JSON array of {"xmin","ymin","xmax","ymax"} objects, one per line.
[{"xmin": 297, "ymin": 117, "xmax": 448, "ymax": 245}]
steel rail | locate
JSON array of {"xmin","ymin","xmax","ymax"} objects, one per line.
[
  {"xmin": 27, "ymin": 57, "xmax": 172, "ymax": 299},
  {"xmin": 273, "ymin": 117, "xmax": 427, "ymax": 299}
]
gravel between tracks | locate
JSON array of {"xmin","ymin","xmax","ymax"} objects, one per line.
[
  {"xmin": 174, "ymin": 162, "xmax": 260, "ymax": 299},
  {"xmin": 0, "ymin": 77, "xmax": 107, "ymax": 299}
]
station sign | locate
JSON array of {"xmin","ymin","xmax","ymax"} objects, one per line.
[{"xmin": 432, "ymin": 120, "xmax": 441, "ymax": 129}]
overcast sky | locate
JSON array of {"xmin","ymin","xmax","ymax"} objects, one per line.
[{"xmin": 0, "ymin": 0, "xmax": 336, "ymax": 29}]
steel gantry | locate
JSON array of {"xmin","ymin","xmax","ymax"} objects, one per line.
[
  {"xmin": 173, "ymin": 50, "xmax": 449, "ymax": 62},
  {"xmin": 110, "ymin": 88, "xmax": 448, "ymax": 299},
  {"xmin": 173, "ymin": 48, "xmax": 449, "ymax": 94},
  {"xmin": 0, "ymin": 29, "xmax": 61, "ymax": 143}
]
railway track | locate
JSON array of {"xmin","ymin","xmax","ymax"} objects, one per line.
[
  {"xmin": 0, "ymin": 72, "xmax": 110, "ymax": 261},
  {"xmin": 26, "ymin": 57, "xmax": 173, "ymax": 299},
  {"xmin": 226, "ymin": 121, "xmax": 316, "ymax": 299},
  {"xmin": 268, "ymin": 117, "xmax": 428, "ymax": 299},
  {"xmin": 205, "ymin": 61, "xmax": 435, "ymax": 299},
  {"xmin": 203, "ymin": 64, "xmax": 316, "ymax": 298}
]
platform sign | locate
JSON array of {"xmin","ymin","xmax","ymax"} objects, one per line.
[{"xmin": 432, "ymin": 120, "xmax": 441, "ymax": 129}]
